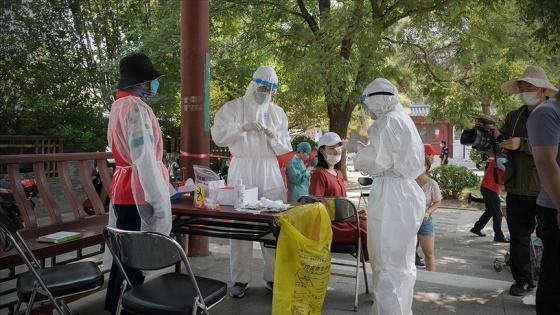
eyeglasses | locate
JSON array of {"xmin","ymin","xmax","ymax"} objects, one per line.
[{"xmin": 360, "ymin": 91, "xmax": 394, "ymax": 105}]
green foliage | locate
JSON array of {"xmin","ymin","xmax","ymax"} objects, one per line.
[
  {"xmin": 2, "ymin": 0, "xmax": 558, "ymax": 156},
  {"xmin": 51, "ymin": 125, "xmax": 106, "ymax": 152},
  {"xmin": 520, "ymin": 0, "xmax": 560, "ymax": 52},
  {"xmin": 391, "ymin": 2, "xmax": 558, "ymax": 130},
  {"xmin": 430, "ymin": 165, "xmax": 480, "ymax": 199},
  {"xmin": 469, "ymin": 149, "xmax": 485, "ymax": 170},
  {"xmin": 290, "ymin": 135, "xmax": 317, "ymax": 152}
]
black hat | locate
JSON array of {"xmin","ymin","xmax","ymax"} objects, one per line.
[{"xmin": 116, "ymin": 53, "xmax": 163, "ymax": 90}]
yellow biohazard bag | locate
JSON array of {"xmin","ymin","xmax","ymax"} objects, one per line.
[{"xmin": 272, "ymin": 203, "xmax": 333, "ymax": 315}]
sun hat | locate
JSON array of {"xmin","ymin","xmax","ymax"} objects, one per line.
[
  {"xmin": 500, "ymin": 66, "xmax": 558, "ymax": 94},
  {"xmin": 318, "ymin": 132, "xmax": 342, "ymax": 148},
  {"xmin": 117, "ymin": 53, "xmax": 163, "ymax": 90},
  {"xmin": 296, "ymin": 142, "xmax": 311, "ymax": 153},
  {"xmin": 424, "ymin": 144, "xmax": 438, "ymax": 155}
]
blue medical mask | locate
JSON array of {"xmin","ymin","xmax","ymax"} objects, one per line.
[
  {"xmin": 150, "ymin": 79, "xmax": 159, "ymax": 96},
  {"xmin": 302, "ymin": 152, "xmax": 310, "ymax": 161}
]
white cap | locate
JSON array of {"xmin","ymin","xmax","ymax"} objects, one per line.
[{"xmin": 318, "ymin": 132, "xmax": 342, "ymax": 148}]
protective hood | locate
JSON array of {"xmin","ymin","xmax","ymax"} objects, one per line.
[
  {"xmin": 243, "ymin": 66, "xmax": 278, "ymax": 106},
  {"xmin": 362, "ymin": 78, "xmax": 400, "ymax": 119}
]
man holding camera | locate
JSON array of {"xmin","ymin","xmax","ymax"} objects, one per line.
[{"xmin": 496, "ymin": 66, "xmax": 558, "ymax": 296}]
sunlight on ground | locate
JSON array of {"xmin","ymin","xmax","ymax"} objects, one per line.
[
  {"xmin": 437, "ymin": 255, "xmax": 467, "ymax": 265},
  {"xmin": 414, "ymin": 290, "xmax": 502, "ymax": 312}
]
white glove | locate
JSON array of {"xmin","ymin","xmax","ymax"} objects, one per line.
[
  {"xmin": 335, "ymin": 141, "xmax": 347, "ymax": 152},
  {"xmin": 240, "ymin": 122, "xmax": 264, "ymax": 132},
  {"xmin": 264, "ymin": 128, "xmax": 277, "ymax": 139}
]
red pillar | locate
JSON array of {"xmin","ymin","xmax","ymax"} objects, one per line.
[{"xmin": 180, "ymin": 0, "xmax": 210, "ymax": 257}]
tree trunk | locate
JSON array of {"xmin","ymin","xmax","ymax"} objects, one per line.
[{"xmin": 327, "ymin": 99, "xmax": 355, "ymax": 181}]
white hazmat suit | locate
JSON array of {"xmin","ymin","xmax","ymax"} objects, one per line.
[
  {"xmin": 354, "ymin": 78, "xmax": 425, "ymax": 315},
  {"xmin": 211, "ymin": 66, "xmax": 292, "ymax": 285}
]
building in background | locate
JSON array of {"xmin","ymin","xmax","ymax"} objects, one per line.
[{"xmin": 409, "ymin": 104, "xmax": 453, "ymax": 158}]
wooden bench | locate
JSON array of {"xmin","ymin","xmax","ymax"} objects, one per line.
[{"xmin": 0, "ymin": 152, "xmax": 113, "ymax": 314}]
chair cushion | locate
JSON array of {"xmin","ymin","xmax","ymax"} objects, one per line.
[
  {"xmin": 17, "ymin": 261, "xmax": 103, "ymax": 301},
  {"xmin": 122, "ymin": 273, "xmax": 227, "ymax": 315}
]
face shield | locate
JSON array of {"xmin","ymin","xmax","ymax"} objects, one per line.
[
  {"xmin": 253, "ymin": 78, "xmax": 278, "ymax": 105},
  {"xmin": 360, "ymin": 91, "xmax": 394, "ymax": 120},
  {"xmin": 245, "ymin": 66, "xmax": 279, "ymax": 105}
]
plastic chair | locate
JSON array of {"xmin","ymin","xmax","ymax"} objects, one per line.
[
  {"xmin": 357, "ymin": 177, "xmax": 373, "ymax": 209},
  {"xmin": 0, "ymin": 213, "xmax": 104, "ymax": 315},
  {"xmin": 297, "ymin": 195, "xmax": 369, "ymax": 311},
  {"xmin": 103, "ymin": 226, "xmax": 227, "ymax": 315}
]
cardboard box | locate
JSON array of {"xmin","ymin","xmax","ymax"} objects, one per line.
[{"xmin": 217, "ymin": 186, "xmax": 258, "ymax": 206}]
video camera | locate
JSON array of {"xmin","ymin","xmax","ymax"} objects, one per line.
[{"xmin": 460, "ymin": 117, "xmax": 509, "ymax": 158}]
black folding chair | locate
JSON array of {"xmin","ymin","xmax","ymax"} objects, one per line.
[
  {"xmin": 0, "ymin": 213, "xmax": 104, "ymax": 315},
  {"xmin": 297, "ymin": 195, "xmax": 369, "ymax": 311},
  {"xmin": 103, "ymin": 226, "xmax": 227, "ymax": 315}
]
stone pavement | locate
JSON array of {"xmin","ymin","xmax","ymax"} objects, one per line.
[{"xmin": 1, "ymin": 185, "xmax": 538, "ymax": 315}]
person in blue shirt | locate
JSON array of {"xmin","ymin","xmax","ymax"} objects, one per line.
[{"xmin": 286, "ymin": 142, "xmax": 312, "ymax": 202}]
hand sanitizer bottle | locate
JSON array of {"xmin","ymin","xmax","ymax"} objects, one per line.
[{"xmin": 234, "ymin": 179, "xmax": 245, "ymax": 208}]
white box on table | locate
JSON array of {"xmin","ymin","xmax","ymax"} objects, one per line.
[{"xmin": 217, "ymin": 186, "xmax": 258, "ymax": 206}]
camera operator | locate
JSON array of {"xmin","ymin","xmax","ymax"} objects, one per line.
[{"xmin": 495, "ymin": 66, "xmax": 558, "ymax": 297}]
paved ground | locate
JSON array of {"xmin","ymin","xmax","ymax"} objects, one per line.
[
  {"xmin": 60, "ymin": 204, "xmax": 535, "ymax": 315},
  {"xmin": 1, "ymin": 170, "xmax": 538, "ymax": 315}
]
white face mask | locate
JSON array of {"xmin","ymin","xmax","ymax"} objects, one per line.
[
  {"xmin": 325, "ymin": 153, "xmax": 342, "ymax": 166},
  {"xmin": 254, "ymin": 91, "xmax": 271, "ymax": 104},
  {"xmin": 519, "ymin": 91, "xmax": 540, "ymax": 106}
]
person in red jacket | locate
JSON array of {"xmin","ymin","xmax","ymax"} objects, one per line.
[
  {"xmin": 104, "ymin": 53, "xmax": 173, "ymax": 315},
  {"xmin": 470, "ymin": 156, "xmax": 509, "ymax": 242}
]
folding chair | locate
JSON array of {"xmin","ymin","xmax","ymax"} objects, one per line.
[
  {"xmin": 297, "ymin": 195, "xmax": 369, "ymax": 311},
  {"xmin": 103, "ymin": 226, "xmax": 227, "ymax": 315},
  {"xmin": 357, "ymin": 177, "xmax": 373, "ymax": 209},
  {"xmin": 0, "ymin": 213, "xmax": 104, "ymax": 315}
]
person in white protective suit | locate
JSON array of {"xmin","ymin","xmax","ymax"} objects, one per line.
[
  {"xmin": 353, "ymin": 78, "xmax": 425, "ymax": 315},
  {"xmin": 103, "ymin": 53, "xmax": 173, "ymax": 315},
  {"xmin": 210, "ymin": 66, "xmax": 292, "ymax": 298}
]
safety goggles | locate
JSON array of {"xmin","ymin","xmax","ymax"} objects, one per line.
[{"xmin": 359, "ymin": 91, "xmax": 394, "ymax": 105}]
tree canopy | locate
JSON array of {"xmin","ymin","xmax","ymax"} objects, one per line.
[{"xmin": 1, "ymin": 0, "xmax": 558, "ymax": 151}]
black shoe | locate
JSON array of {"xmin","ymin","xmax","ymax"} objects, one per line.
[
  {"xmin": 470, "ymin": 228, "xmax": 486, "ymax": 237},
  {"xmin": 230, "ymin": 282, "xmax": 249, "ymax": 298},
  {"xmin": 467, "ymin": 193, "xmax": 473, "ymax": 205},
  {"xmin": 509, "ymin": 281, "xmax": 535, "ymax": 296},
  {"xmin": 415, "ymin": 256, "xmax": 426, "ymax": 269},
  {"xmin": 265, "ymin": 281, "xmax": 274, "ymax": 293}
]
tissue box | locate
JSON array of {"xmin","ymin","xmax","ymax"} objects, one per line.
[{"xmin": 217, "ymin": 186, "xmax": 258, "ymax": 206}]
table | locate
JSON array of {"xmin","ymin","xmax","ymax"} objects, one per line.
[
  {"xmin": 172, "ymin": 198, "xmax": 332, "ymax": 313},
  {"xmin": 171, "ymin": 198, "xmax": 283, "ymax": 246}
]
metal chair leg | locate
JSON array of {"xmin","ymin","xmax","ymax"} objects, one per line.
[
  {"xmin": 361, "ymin": 247, "xmax": 369, "ymax": 293},
  {"xmin": 354, "ymin": 244, "xmax": 361, "ymax": 312}
]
